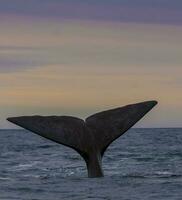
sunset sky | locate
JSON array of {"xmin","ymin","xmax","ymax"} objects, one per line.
[{"xmin": 1, "ymin": 0, "xmax": 182, "ymax": 128}]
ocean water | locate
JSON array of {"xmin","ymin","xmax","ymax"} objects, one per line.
[{"xmin": 0, "ymin": 128, "xmax": 182, "ymax": 200}]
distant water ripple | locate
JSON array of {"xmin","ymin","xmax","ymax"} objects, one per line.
[{"xmin": 0, "ymin": 128, "xmax": 182, "ymax": 200}]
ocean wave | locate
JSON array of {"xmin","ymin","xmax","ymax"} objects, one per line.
[
  {"xmin": 8, "ymin": 161, "xmax": 41, "ymax": 171},
  {"xmin": 0, "ymin": 177, "xmax": 13, "ymax": 181},
  {"xmin": 37, "ymin": 145, "xmax": 54, "ymax": 149},
  {"xmin": 121, "ymin": 171, "xmax": 182, "ymax": 179},
  {"xmin": 154, "ymin": 171, "xmax": 182, "ymax": 178}
]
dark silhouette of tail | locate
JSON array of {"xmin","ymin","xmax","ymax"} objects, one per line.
[{"xmin": 7, "ymin": 100, "xmax": 157, "ymax": 178}]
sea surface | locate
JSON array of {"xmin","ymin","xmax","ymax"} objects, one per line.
[{"xmin": 0, "ymin": 128, "xmax": 182, "ymax": 200}]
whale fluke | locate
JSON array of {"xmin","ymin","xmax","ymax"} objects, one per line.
[{"xmin": 7, "ymin": 100, "xmax": 157, "ymax": 178}]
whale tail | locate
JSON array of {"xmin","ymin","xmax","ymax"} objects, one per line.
[{"xmin": 7, "ymin": 100, "xmax": 157, "ymax": 177}]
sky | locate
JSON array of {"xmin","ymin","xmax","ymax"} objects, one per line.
[{"xmin": 1, "ymin": 0, "xmax": 182, "ymax": 128}]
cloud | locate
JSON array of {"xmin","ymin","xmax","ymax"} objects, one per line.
[
  {"xmin": 0, "ymin": 0, "xmax": 182, "ymax": 25},
  {"xmin": 0, "ymin": 20, "xmax": 182, "ymax": 74},
  {"xmin": 0, "ymin": 46, "xmax": 48, "ymax": 73}
]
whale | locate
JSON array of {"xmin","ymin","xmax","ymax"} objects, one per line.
[{"xmin": 7, "ymin": 100, "xmax": 157, "ymax": 178}]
